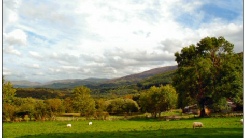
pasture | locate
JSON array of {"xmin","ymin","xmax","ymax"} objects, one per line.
[{"xmin": 3, "ymin": 117, "xmax": 243, "ymax": 138}]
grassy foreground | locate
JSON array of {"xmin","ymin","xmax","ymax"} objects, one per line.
[{"xmin": 3, "ymin": 117, "xmax": 243, "ymax": 138}]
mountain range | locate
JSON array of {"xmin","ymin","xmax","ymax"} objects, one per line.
[{"xmin": 11, "ymin": 65, "xmax": 177, "ymax": 89}]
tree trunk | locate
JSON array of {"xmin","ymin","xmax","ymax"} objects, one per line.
[
  {"xmin": 158, "ymin": 112, "xmax": 161, "ymax": 118},
  {"xmin": 199, "ymin": 105, "xmax": 208, "ymax": 117},
  {"xmin": 151, "ymin": 112, "xmax": 157, "ymax": 118}
]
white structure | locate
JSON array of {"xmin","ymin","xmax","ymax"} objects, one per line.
[
  {"xmin": 89, "ymin": 122, "xmax": 92, "ymax": 125},
  {"xmin": 67, "ymin": 124, "xmax": 71, "ymax": 127},
  {"xmin": 193, "ymin": 122, "xmax": 203, "ymax": 129}
]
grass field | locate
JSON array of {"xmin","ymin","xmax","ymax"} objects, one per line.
[{"xmin": 3, "ymin": 117, "xmax": 243, "ymax": 138}]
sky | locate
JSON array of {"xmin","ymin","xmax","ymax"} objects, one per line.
[{"xmin": 3, "ymin": 0, "xmax": 243, "ymax": 83}]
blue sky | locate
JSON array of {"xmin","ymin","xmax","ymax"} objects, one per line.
[{"xmin": 3, "ymin": 0, "xmax": 243, "ymax": 83}]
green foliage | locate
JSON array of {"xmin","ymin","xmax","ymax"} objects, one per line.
[
  {"xmin": 15, "ymin": 88, "xmax": 69, "ymax": 100},
  {"xmin": 218, "ymin": 53, "xmax": 243, "ymax": 107},
  {"xmin": 3, "ymin": 81, "xmax": 16, "ymax": 103},
  {"xmin": 139, "ymin": 85, "xmax": 178, "ymax": 117},
  {"xmin": 3, "ymin": 80, "xmax": 18, "ymax": 121},
  {"xmin": 13, "ymin": 97, "xmax": 36, "ymax": 120},
  {"xmin": 63, "ymin": 97, "xmax": 74, "ymax": 113},
  {"xmin": 173, "ymin": 36, "xmax": 243, "ymax": 116},
  {"xmin": 72, "ymin": 86, "xmax": 96, "ymax": 117},
  {"xmin": 123, "ymin": 98, "xmax": 140, "ymax": 113},
  {"xmin": 108, "ymin": 88, "xmax": 138, "ymax": 96},
  {"xmin": 95, "ymin": 98, "xmax": 108, "ymax": 112},
  {"xmin": 212, "ymin": 98, "xmax": 231, "ymax": 113},
  {"xmin": 138, "ymin": 70, "xmax": 176, "ymax": 90},
  {"xmin": 33, "ymin": 100, "xmax": 48, "ymax": 120},
  {"xmin": 106, "ymin": 98, "xmax": 139, "ymax": 114},
  {"xmin": 106, "ymin": 98, "xmax": 124, "ymax": 114},
  {"xmin": 45, "ymin": 98, "xmax": 64, "ymax": 117},
  {"xmin": 3, "ymin": 103, "xmax": 17, "ymax": 121}
]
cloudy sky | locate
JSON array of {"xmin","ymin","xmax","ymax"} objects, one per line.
[{"xmin": 3, "ymin": 0, "xmax": 243, "ymax": 83}]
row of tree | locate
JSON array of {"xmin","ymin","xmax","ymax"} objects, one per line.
[
  {"xmin": 15, "ymin": 88, "xmax": 69, "ymax": 99},
  {"xmin": 3, "ymin": 80, "xmax": 177, "ymax": 121}
]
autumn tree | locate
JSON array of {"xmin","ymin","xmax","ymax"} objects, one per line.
[
  {"xmin": 106, "ymin": 98, "xmax": 126, "ymax": 114},
  {"xmin": 93, "ymin": 98, "xmax": 109, "ymax": 120},
  {"xmin": 95, "ymin": 98, "xmax": 108, "ymax": 112},
  {"xmin": 3, "ymin": 103, "xmax": 16, "ymax": 121},
  {"xmin": 123, "ymin": 98, "xmax": 139, "ymax": 114},
  {"xmin": 33, "ymin": 100, "xmax": 48, "ymax": 121},
  {"xmin": 3, "ymin": 80, "xmax": 16, "ymax": 103},
  {"xmin": 72, "ymin": 86, "xmax": 96, "ymax": 118},
  {"xmin": 64, "ymin": 97, "xmax": 74, "ymax": 113},
  {"xmin": 13, "ymin": 97, "xmax": 36, "ymax": 121},
  {"xmin": 139, "ymin": 85, "xmax": 178, "ymax": 118},
  {"xmin": 3, "ymin": 78, "xmax": 17, "ymax": 121},
  {"xmin": 173, "ymin": 36, "xmax": 243, "ymax": 117},
  {"xmin": 45, "ymin": 98, "xmax": 64, "ymax": 120},
  {"xmin": 106, "ymin": 98, "xmax": 139, "ymax": 115}
]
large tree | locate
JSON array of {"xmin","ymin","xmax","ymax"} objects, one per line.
[{"xmin": 173, "ymin": 36, "xmax": 243, "ymax": 117}]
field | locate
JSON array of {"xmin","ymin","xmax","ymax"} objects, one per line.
[{"xmin": 3, "ymin": 117, "xmax": 243, "ymax": 138}]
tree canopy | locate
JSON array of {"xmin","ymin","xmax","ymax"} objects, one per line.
[
  {"xmin": 72, "ymin": 86, "xmax": 96, "ymax": 117},
  {"xmin": 3, "ymin": 81, "xmax": 16, "ymax": 104},
  {"xmin": 173, "ymin": 36, "xmax": 243, "ymax": 117},
  {"xmin": 139, "ymin": 85, "xmax": 178, "ymax": 118}
]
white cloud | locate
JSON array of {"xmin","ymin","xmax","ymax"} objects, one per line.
[
  {"xmin": 3, "ymin": 67, "xmax": 12, "ymax": 76},
  {"xmin": 3, "ymin": 0, "xmax": 243, "ymax": 82},
  {"xmin": 197, "ymin": 22, "xmax": 243, "ymax": 52},
  {"xmin": 3, "ymin": 46, "xmax": 21, "ymax": 56},
  {"xmin": 32, "ymin": 64, "xmax": 40, "ymax": 69},
  {"xmin": 61, "ymin": 66, "xmax": 80, "ymax": 71},
  {"xmin": 29, "ymin": 51, "xmax": 42, "ymax": 59},
  {"xmin": 3, "ymin": 0, "xmax": 21, "ymax": 30},
  {"xmin": 4, "ymin": 29, "xmax": 27, "ymax": 46},
  {"xmin": 49, "ymin": 52, "xmax": 80, "ymax": 65},
  {"xmin": 48, "ymin": 68, "xmax": 61, "ymax": 73}
]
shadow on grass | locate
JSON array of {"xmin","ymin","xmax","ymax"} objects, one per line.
[
  {"xmin": 17, "ymin": 128, "xmax": 243, "ymax": 138},
  {"xmin": 127, "ymin": 116, "xmax": 204, "ymax": 121}
]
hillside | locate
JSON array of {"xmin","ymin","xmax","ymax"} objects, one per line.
[
  {"xmin": 137, "ymin": 69, "xmax": 176, "ymax": 90},
  {"xmin": 41, "ymin": 78, "xmax": 110, "ymax": 89},
  {"xmin": 11, "ymin": 80, "xmax": 42, "ymax": 88},
  {"xmin": 109, "ymin": 65, "xmax": 177, "ymax": 84},
  {"xmin": 11, "ymin": 65, "xmax": 177, "ymax": 89},
  {"xmin": 14, "ymin": 65, "xmax": 178, "ymax": 99}
]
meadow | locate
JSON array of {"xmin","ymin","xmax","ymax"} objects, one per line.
[{"xmin": 3, "ymin": 117, "xmax": 243, "ymax": 138}]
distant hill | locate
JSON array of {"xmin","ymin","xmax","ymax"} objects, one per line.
[
  {"xmin": 13, "ymin": 65, "xmax": 178, "ymax": 99},
  {"xmin": 11, "ymin": 80, "xmax": 42, "ymax": 88},
  {"xmin": 11, "ymin": 65, "xmax": 177, "ymax": 89},
  {"xmin": 137, "ymin": 69, "xmax": 176, "ymax": 90},
  {"xmin": 109, "ymin": 65, "xmax": 177, "ymax": 84},
  {"xmin": 41, "ymin": 78, "xmax": 110, "ymax": 89},
  {"xmin": 43, "ymin": 79, "xmax": 83, "ymax": 85},
  {"xmin": 43, "ymin": 78, "xmax": 109, "ymax": 85}
]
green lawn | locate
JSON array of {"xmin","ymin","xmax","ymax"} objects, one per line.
[{"xmin": 3, "ymin": 117, "xmax": 243, "ymax": 138}]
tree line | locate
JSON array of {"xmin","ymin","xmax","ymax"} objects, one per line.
[{"xmin": 3, "ymin": 80, "xmax": 177, "ymax": 121}]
